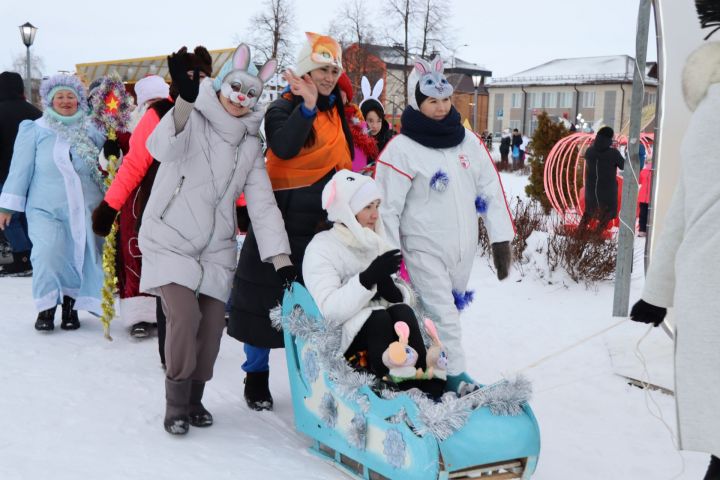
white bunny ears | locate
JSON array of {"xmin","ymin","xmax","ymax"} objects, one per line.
[{"xmin": 359, "ymin": 76, "xmax": 384, "ymax": 109}]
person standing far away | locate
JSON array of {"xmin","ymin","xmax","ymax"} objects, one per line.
[
  {"xmin": 511, "ymin": 128, "xmax": 523, "ymax": 171},
  {"xmin": 580, "ymin": 126, "xmax": 624, "ymax": 231},
  {"xmin": 0, "ymin": 71, "xmax": 41, "ymax": 276}
]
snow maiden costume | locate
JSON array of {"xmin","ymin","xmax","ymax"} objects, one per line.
[
  {"xmin": 374, "ymin": 56, "xmax": 514, "ymax": 376},
  {"xmin": 0, "ymin": 74, "xmax": 105, "ymax": 330},
  {"xmin": 140, "ymin": 44, "xmax": 291, "ymax": 434}
]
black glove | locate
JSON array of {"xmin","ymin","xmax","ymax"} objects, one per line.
[
  {"xmin": 376, "ymin": 275, "xmax": 403, "ymax": 303},
  {"xmin": 236, "ymin": 206, "xmax": 250, "ymax": 233},
  {"xmin": 103, "ymin": 139, "xmax": 121, "ymax": 159},
  {"xmin": 491, "ymin": 241, "xmax": 512, "ymax": 280},
  {"xmin": 359, "ymin": 249, "xmax": 402, "ymax": 289},
  {"xmin": 276, "ymin": 265, "xmax": 297, "ymax": 289},
  {"xmin": 630, "ymin": 299, "xmax": 667, "ymax": 327},
  {"xmin": 91, "ymin": 200, "xmax": 118, "ymax": 237},
  {"xmin": 167, "ymin": 47, "xmax": 200, "ymax": 103}
]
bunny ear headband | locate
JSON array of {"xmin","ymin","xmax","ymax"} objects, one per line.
[
  {"xmin": 359, "ymin": 76, "xmax": 384, "ymax": 108},
  {"xmin": 414, "ymin": 55, "xmax": 453, "ymax": 100}
]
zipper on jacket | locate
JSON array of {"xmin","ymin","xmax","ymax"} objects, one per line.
[
  {"xmin": 160, "ymin": 176, "xmax": 185, "ymax": 220},
  {"xmin": 194, "ymin": 145, "xmax": 243, "ymax": 296}
]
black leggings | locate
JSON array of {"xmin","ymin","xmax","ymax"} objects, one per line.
[{"xmin": 345, "ymin": 304, "xmax": 426, "ymax": 379}]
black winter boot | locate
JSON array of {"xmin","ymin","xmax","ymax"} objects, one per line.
[
  {"xmin": 164, "ymin": 378, "xmax": 191, "ymax": 435},
  {"xmin": 244, "ymin": 371, "xmax": 273, "ymax": 411},
  {"xmin": 705, "ymin": 455, "xmax": 720, "ymax": 480},
  {"xmin": 34, "ymin": 306, "xmax": 57, "ymax": 331},
  {"xmin": 188, "ymin": 380, "xmax": 213, "ymax": 427},
  {"xmin": 60, "ymin": 296, "xmax": 80, "ymax": 330}
]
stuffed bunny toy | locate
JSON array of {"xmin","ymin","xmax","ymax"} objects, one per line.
[
  {"xmin": 423, "ymin": 318, "xmax": 448, "ymax": 381},
  {"xmin": 214, "ymin": 43, "xmax": 277, "ymax": 109},
  {"xmin": 359, "ymin": 76, "xmax": 384, "ymax": 109},
  {"xmin": 381, "ymin": 321, "xmax": 424, "ymax": 382}
]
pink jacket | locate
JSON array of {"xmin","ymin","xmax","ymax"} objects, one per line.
[
  {"xmin": 104, "ymin": 108, "xmax": 161, "ymax": 210},
  {"xmin": 638, "ymin": 164, "xmax": 653, "ymax": 204}
]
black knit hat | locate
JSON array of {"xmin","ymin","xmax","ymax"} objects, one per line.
[
  {"xmin": 597, "ymin": 126, "xmax": 614, "ymax": 139},
  {"xmin": 360, "ymin": 98, "xmax": 384, "ymax": 120},
  {"xmin": 414, "ymin": 83, "xmax": 429, "ymax": 109},
  {"xmin": 0, "ymin": 71, "xmax": 25, "ymax": 100}
]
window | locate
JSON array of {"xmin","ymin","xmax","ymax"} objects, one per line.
[
  {"xmin": 644, "ymin": 91, "xmax": 657, "ymax": 106},
  {"xmin": 543, "ymin": 92, "xmax": 557, "ymax": 109},
  {"xmin": 559, "ymin": 91, "xmax": 573, "ymax": 108},
  {"xmin": 581, "ymin": 91, "xmax": 596, "ymax": 108},
  {"xmin": 529, "ymin": 119, "xmax": 539, "ymax": 136},
  {"xmin": 509, "ymin": 120, "xmax": 521, "ymax": 130},
  {"xmin": 510, "ymin": 92, "xmax": 522, "ymax": 109},
  {"xmin": 531, "ymin": 92, "xmax": 542, "ymax": 108}
]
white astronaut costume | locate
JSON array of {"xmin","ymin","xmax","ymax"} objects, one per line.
[{"xmin": 374, "ymin": 56, "xmax": 515, "ymax": 375}]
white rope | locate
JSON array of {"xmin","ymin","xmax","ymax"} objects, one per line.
[
  {"xmin": 634, "ymin": 324, "xmax": 686, "ymax": 479},
  {"xmin": 513, "ymin": 318, "xmax": 628, "ymax": 375}
]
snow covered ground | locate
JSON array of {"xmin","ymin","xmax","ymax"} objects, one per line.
[{"xmin": 0, "ymin": 172, "xmax": 710, "ymax": 479}]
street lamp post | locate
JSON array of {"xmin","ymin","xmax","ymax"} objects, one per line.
[
  {"xmin": 18, "ymin": 22, "xmax": 38, "ymax": 104},
  {"xmin": 472, "ymin": 74, "xmax": 482, "ymax": 132}
]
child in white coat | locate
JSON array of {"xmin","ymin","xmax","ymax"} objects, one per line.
[{"xmin": 303, "ymin": 170, "xmax": 445, "ymax": 397}]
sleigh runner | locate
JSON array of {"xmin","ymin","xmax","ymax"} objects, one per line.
[{"xmin": 279, "ymin": 283, "xmax": 541, "ymax": 479}]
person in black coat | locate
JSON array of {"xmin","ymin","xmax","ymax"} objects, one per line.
[
  {"xmin": 511, "ymin": 128, "xmax": 524, "ymax": 170},
  {"xmin": 227, "ymin": 32, "xmax": 353, "ymax": 411},
  {"xmin": 0, "ymin": 72, "xmax": 41, "ymax": 276},
  {"xmin": 499, "ymin": 129, "xmax": 511, "ymax": 171},
  {"xmin": 581, "ymin": 126, "xmax": 625, "ymax": 230}
]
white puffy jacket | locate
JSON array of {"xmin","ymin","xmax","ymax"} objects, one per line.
[{"xmin": 303, "ymin": 224, "xmax": 414, "ymax": 352}]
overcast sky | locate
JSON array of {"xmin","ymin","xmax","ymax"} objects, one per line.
[{"xmin": 2, "ymin": 0, "xmax": 657, "ymax": 79}]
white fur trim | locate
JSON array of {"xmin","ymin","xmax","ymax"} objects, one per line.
[
  {"xmin": 74, "ymin": 296, "xmax": 101, "ymax": 315},
  {"xmin": 0, "ymin": 192, "xmax": 27, "ymax": 212},
  {"xmin": 682, "ymin": 41, "xmax": 720, "ymax": 112},
  {"xmin": 118, "ymin": 296, "xmax": 157, "ymax": 327}
]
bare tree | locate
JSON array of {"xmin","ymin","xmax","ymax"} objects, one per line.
[
  {"xmin": 383, "ymin": 0, "xmax": 419, "ymax": 105},
  {"xmin": 244, "ymin": 0, "xmax": 296, "ymax": 70},
  {"xmin": 11, "ymin": 52, "xmax": 44, "ymax": 80},
  {"xmin": 329, "ymin": 0, "xmax": 380, "ymax": 102},
  {"xmin": 417, "ymin": 0, "xmax": 453, "ymax": 58}
]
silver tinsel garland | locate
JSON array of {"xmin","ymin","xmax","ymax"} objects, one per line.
[
  {"xmin": 277, "ymin": 304, "xmax": 533, "ymax": 442},
  {"xmin": 383, "ymin": 428, "xmax": 406, "ymax": 469}
]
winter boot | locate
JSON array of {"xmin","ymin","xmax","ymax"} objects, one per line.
[
  {"xmin": 243, "ymin": 371, "xmax": 273, "ymax": 411},
  {"xmin": 130, "ymin": 321, "xmax": 152, "ymax": 339},
  {"xmin": 0, "ymin": 250, "xmax": 32, "ymax": 277},
  {"xmin": 34, "ymin": 306, "xmax": 57, "ymax": 331},
  {"xmin": 705, "ymin": 455, "xmax": 720, "ymax": 480},
  {"xmin": 60, "ymin": 296, "xmax": 80, "ymax": 330},
  {"xmin": 164, "ymin": 378, "xmax": 191, "ymax": 435},
  {"xmin": 188, "ymin": 381, "xmax": 213, "ymax": 427}
]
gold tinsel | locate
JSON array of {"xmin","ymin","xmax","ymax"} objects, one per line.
[{"xmin": 100, "ymin": 129, "xmax": 119, "ymax": 341}]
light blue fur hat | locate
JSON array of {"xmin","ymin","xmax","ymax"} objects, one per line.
[{"xmin": 40, "ymin": 74, "xmax": 89, "ymax": 113}]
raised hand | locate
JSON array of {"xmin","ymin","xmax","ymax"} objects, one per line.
[
  {"xmin": 283, "ymin": 69, "xmax": 318, "ymax": 110},
  {"xmin": 168, "ymin": 47, "xmax": 200, "ymax": 103}
]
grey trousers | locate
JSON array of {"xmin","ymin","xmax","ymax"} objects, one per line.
[{"xmin": 158, "ymin": 283, "xmax": 226, "ymax": 382}]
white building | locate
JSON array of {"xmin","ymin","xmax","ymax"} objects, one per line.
[{"xmin": 486, "ymin": 55, "xmax": 658, "ymax": 135}]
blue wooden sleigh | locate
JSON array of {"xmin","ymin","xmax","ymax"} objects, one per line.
[{"xmin": 281, "ymin": 283, "xmax": 541, "ymax": 479}]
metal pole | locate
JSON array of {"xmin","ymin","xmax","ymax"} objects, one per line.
[
  {"xmin": 25, "ymin": 46, "xmax": 31, "ymax": 103},
  {"xmin": 473, "ymin": 87, "xmax": 478, "ymax": 132},
  {"xmin": 612, "ymin": 0, "xmax": 651, "ymax": 316}
]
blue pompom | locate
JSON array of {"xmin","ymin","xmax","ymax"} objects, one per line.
[
  {"xmin": 452, "ymin": 289, "xmax": 475, "ymax": 311},
  {"xmin": 430, "ymin": 170, "xmax": 450, "ymax": 192},
  {"xmin": 475, "ymin": 196, "xmax": 488, "ymax": 214}
]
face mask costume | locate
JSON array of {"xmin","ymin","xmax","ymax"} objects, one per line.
[{"xmin": 213, "ymin": 43, "xmax": 278, "ymax": 109}]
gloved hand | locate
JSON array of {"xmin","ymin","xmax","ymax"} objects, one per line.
[
  {"xmin": 236, "ymin": 206, "xmax": 250, "ymax": 233},
  {"xmin": 167, "ymin": 47, "xmax": 200, "ymax": 103},
  {"xmin": 276, "ymin": 265, "xmax": 297, "ymax": 289},
  {"xmin": 491, "ymin": 241, "xmax": 512, "ymax": 280},
  {"xmin": 92, "ymin": 200, "xmax": 118, "ymax": 237},
  {"xmin": 103, "ymin": 139, "xmax": 121, "ymax": 159},
  {"xmin": 376, "ymin": 275, "xmax": 403, "ymax": 303},
  {"xmin": 630, "ymin": 299, "xmax": 667, "ymax": 327},
  {"xmin": 359, "ymin": 249, "xmax": 402, "ymax": 289}
]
